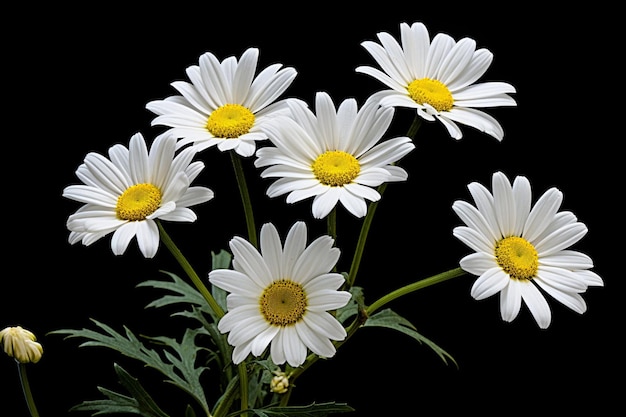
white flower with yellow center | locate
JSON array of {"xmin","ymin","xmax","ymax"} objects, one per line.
[
  {"xmin": 0, "ymin": 326, "xmax": 43, "ymax": 364},
  {"xmin": 452, "ymin": 171, "xmax": 604, "ymax": 328},
  {"xmin": 146, "ymin": 47, "xmax": 300, "ymax": 157},
  {"xmin": 255, "ymin": 91, "xmax": 415, "ymax": 219},
  {"xmin": 63, "ymin": 132, "xmax": 215, "ymax": 258},
  {"xmin": 208, "ymin": 221, "xmax": 352, "ymax": 368},
  {"xmin": 355, "ymin": 21, "xmax": 517, "ymax": 141}
]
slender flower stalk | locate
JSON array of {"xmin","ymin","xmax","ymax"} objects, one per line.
[
  {"xmin": 18, "ymin": 362, "xmax": 40, "ymax": 417},
  {"xmin": 157, "ymin": 221, "xmax": 250, "ymax": 414},
  {"xmin": 347, "ymin": 115, "xmax": 422, "ymax": 287},
  {"xmin": 230, "ymin": 151, "xmax": 257, "ymax": 248},
  {"xmin": 289, "ymin": 267, "xmax": 465, "ymax": 387},
  {"xmin": 237, "ymin": 363, "xmax": 248, "ymax": 416},
  {"xmin": 366, "ymin": 267, "xmax": 466, "ymax": 315},
  {"xmin": 157, "ymin": 220, "xmax": 224, "ymax": 318},
  {"xmin": 346, "ymin": 185, "xmax": 384, "ymax": 287}
]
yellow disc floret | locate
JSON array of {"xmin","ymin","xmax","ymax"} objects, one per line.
[
  {"xmin": 495, "ymin": 236, "xmax": 539, "ymax": 281},
  {"xmin": 259, "ymin": 280, "xmax": 307, "ymax": 327},
  {"xmin": 407, "ymin": 78, "xmax": 454, "ymax": 112},
  {"xmin": 206, "ymin": 104, "xmax": 255, "ymax": 138},
  {"xmin": 312, "ymin": 150, "xmax": 360, "ymax": 187},
  {"xmin": 116, "ymin": 183, "xmax": 162, "ymax": 221}
]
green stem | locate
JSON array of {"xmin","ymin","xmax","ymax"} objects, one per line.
[
  {"xmin": 367, "ymin": 267, "xmax": 466, "ymax": 316},
  {"xmin": 231, "ymin": 151, "xmax": 257, "ymax": 248},
  {"xmin": 346, "ymin": 183, "xmax": 385, "ymax": 287},
  {"xmin": 157, "ymin": 220, "xmax": 224, "ymax": 319},
  {"xmin": 211, "ymin": 373, "xmax": 240, "ymax": 417},
  {"xmin": 237, "ymin": 363, "xmax": 248, "ymax": 415},
  {"xmin": 290, "ymin": 267, "xmax": 465, "ymax": 385},
  {"xmin": 406, "ymin": 114, "xmax": 422, "ymax": 139},
  {"xmin": 158, "ymin": 221, "xmax": 250, "ymax": 415},
  {"xmin": 228, "ymin": 153, "xmax": 256, "ymax": 414},
  {"xmin": 346, "ymin": 115, "xmax": 422, "ymax": 288},
  {"xmin": 327, "ymin": 206, "xmax": 337, "ymax": 242},
  {"xmin": 18, "ymin": 362, "xmax": 39, "ymax": 417}
]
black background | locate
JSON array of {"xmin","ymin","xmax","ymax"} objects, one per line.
[{"xmin": 2, "ymin": 4, "xmax": 620, "ymax": 416}]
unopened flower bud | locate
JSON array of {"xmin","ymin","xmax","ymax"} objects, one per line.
[
  {"xmin": 270, "ymin": 370, "xmax": 290, "ymax": 394},
  {"xmin": 0, "ymin": 326, "xmax": 43, "ymax": 363}
]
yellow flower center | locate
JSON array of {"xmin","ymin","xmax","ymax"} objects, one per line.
[
  {"xmin": 116, "ymin": 183, "xmax": 162, "ymax": 221},
  {"xmin": 206, "ymin": 104, "xmax": 255, "ymax": 138},
  {"xmin": 259, "ymin": 280, "xmax": 307, "ymax": 327},
  {"xmin": 407, "ymin": 78, "xmax": 454, "ymax": 112},
  {"xmin": 312, "ymin": 150, "xmax": 360, "ymax": 187},
  {"xmin": 495, "ymin": 236, "xmax": 539, "ymax": 281}
]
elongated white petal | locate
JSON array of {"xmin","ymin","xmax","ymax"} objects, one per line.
[{"xmin": 470, "ymin": 268, "xmax": 509, "ymax": 300}]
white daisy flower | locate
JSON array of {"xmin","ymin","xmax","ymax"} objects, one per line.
[
  {"xmin": 355, "ymin": 21, "xmax": 517, "ymax": 141},
  {"xmin": 63, "ymin": 132, "xmax": 215, "ymax": 258},
  {"xmin": 146, "ymin": 47, "xmax": 300, "ymax": 157},
  {"xmin": 255, "ymin": 91, "xmax": 415, "ymax": 219},
  {"xmin": 208, "ymin": 221, "xmax": 352, "ymax": 368},
  {"xmin": 452, "ymin": 171, "xmax": 603, "ymax": 329}
]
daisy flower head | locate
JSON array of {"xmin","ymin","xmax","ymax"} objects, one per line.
[
  {"xmin": 355, "ymin": 21, "xmax": 517, "ymax": 141},
  {"xmin": 63, "ymin": 132, "xmax": 215, "ymax": 258},
  {"xmin": 0, "ymin": 326, "xmax": 43, "ymax": 364},
  {"xmin": 255, "ymin": 91, "xmax": 416, "ymax": 219},
  {"xmin": 452, "ymin": 171, "xmax": 603, "ymax": 329},
  {"xmin": 146, "ymin": 47, "xmax": 300, "ymax": 157},
  {"xmin": 208, "ymin": 221, "xmax": 352, "ymax": 368}
]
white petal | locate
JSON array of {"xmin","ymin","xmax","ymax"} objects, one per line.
[
  {"xmin": 534, "ymin": 282, "xmax": 587, "ymax": 314},
  {"xmin": 250, "ymin": 326, "xmax": 280, "ymax": 357},
  {"xmin": 470, "ymin": 267, "xmax": 509, "ymax": 300},
  {"xmin": 295, "ymin": 321, "xmax": 337, "ymax": 358},
  {"xmin": 458, "ymin": 252, "xmax": 497, "ymax": 276},
  {"xmin": 110, "ymin": 222, "xmax": 139, "ymax": 256},
  {"xmin": 535, "ymin": 266, "xmax": 587, "ymax": 293},
  {"xmin": 229, "ymin": 236, "xmax": 273, "ymax": 287},
  {"xmin": 500, "ymin": 279, "xmax": 523, "ymax": 323},
  {"xmin": 307, "ymin": 289, "xmax": 352, "ymax": 311},
  {"xmin": 519, "ymin": 282, "xmax": 552, "ymax": 329},
  {"xmin": 302, "ymin": 311, "xmax": 347, "ymax": 341},
  {"xmin": 209, "ymin": 270, "xmax": 262, "ymax": 296}
]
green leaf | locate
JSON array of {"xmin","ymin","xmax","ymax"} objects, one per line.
[
  {"xmin": 363, "ymin": 308, "xmax": 457, "ymax": 367},
  {"xmin": 237, "ymin": 402, "xmax": 355, "ymax": 417},
  {"xmin": 184, "ymin": 404, "xmax": 197, "ymax": 417},
  {"xmin": 50, "ymin": 320, "xmax": 211, "ymax": 415},
  {"xmin": 211, "ymin": 249, "xmax": 233, "ymax": 269},
  {"xmin": 210, "ymin": 249, "xmax": 232, "ymax": 312},
  {"xmin": 70, "ymin": 363, "xmax": 170, "ymax": 417},
  {"xmin": 336, "ymin": 285, "xmax": 364, "ymax": 324},
  {"xmin": 138, "ymin": 270, "xmax": 212, "ymax": 316}
]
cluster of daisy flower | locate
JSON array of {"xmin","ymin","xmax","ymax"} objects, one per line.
[{"xmin": 4, "ymin": 21, "xmax": 603, "ymax": 417}]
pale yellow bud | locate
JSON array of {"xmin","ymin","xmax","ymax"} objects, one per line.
[
  {"xmin": 270, "ymin": 371, "xmax": 290, "ymax": 394},
  {"xmin": 0, "ymin": 326, "xmax": 43, "ymax": 364}
]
